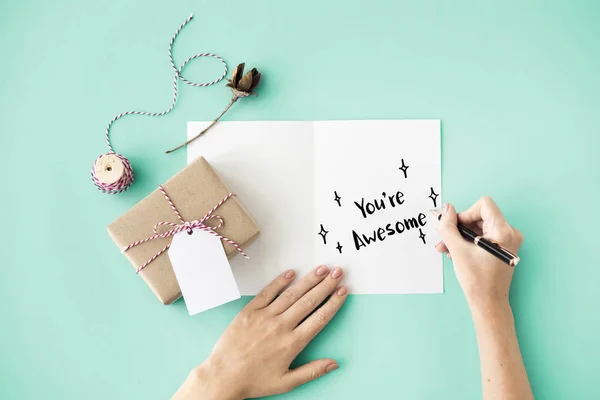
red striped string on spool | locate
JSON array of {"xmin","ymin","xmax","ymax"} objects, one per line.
[{"xmin": 91, "ymin": 14, "xmax": 227, "ymax": 194}]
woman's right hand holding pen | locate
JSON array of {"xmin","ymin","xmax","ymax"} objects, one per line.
[
  {"xmin": 434, "ymin": 196, "xmax": 524, "ymax": 310},
  {"xmin": 434, "ymin": 196, "xmax": 533, "ymax": 400}
]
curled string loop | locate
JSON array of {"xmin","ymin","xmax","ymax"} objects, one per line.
[
  {"xmin": 93, "ymin": 15, "xmax": 227, "ymax": 194},
  {"xmin": 104, "ymin": 14, "xmax": 228, "ymax": 154}
]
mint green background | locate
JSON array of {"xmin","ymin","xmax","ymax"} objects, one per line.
[{"xmin": 1, "ymin": 1, "xmax": 599, "ymax": 399}]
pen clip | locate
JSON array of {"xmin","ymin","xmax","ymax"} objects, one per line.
[{"xmin": 489, "ymin": 240, "xmax": 520, "ymax": 266}]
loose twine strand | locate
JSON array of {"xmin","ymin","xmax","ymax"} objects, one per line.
[{"xmin": 92, "ymin": 14, "xmax": 227, "ymax": 194}]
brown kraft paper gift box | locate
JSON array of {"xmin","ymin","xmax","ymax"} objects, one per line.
[{"xmin": 107, "ymin": 157, "xmax": 259, "ymax": 305}]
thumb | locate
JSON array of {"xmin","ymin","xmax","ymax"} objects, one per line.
[
  {"xmin": 281, "ymin": 359, "xmax": 339, "ymax": 391},
  {"xmin": 437, "ymin": 203, "xmax": 466, "ymax": 252}
]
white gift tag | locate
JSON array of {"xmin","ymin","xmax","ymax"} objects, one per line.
[{"xmin": 168, "ymin": 230, "xmax": 240, "ymax": 315}]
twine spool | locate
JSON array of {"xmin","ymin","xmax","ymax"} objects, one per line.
[
  {"xmin": 91, "ymin": 14, "xmax": 227, "ymax": 194},
  {"xmin": 91, "ymin": 153, "xmax": 134, "ymax": 194}
]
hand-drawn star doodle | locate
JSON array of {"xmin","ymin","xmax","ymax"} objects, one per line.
[
  {"xmin": 334, "ymin": 191, "xmax": 342, "ymax": 207},
  {"xmin": 428, "ymin": 187, "xmax": 439, "ymax": 208},
  {"xmin": 336, "ymin": 242, "xmax": 343, "ymax": 254},
  {"xmin": 318, "ymin": 224, "xmax": 329, "ymax": 245},
  {"xmin": 418, "ymin": 228, "xmax": 426, "ymax": 244},
  {"xmin": 398, "ymin": 159, "xmax": 409, "ymax": 178}
]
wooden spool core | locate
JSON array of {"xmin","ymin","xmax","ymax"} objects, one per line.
[{"xmin": 94, "ymin": 154, "xmax": 125, "ymax": 185}]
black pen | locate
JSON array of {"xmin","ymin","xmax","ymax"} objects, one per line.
[{"xmin": 430, "ymin": 210, "xmax": 520, "ymax": 267}]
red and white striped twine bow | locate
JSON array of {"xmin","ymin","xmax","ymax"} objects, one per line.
[{"xmin": 123, "ymin": 185, "xmax": 249, "ymax": 273}]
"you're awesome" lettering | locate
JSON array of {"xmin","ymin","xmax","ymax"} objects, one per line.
[{"xmin": 351, "ymin": 190, "xmax": 427, "ymax": 250}]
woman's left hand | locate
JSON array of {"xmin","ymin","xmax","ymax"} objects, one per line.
[{"xmin": 173, "ymin": 266, "xmax": 348, "ymax": 400}]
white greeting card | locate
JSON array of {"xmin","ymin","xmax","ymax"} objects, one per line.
[{"xmin": 187, "ymin": 120, "xmax": 442, "ymax": 295}]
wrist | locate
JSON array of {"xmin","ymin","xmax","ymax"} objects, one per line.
[
  {"xmin": 468, "ymin": 295, "xmax": 513, "ymax": 326},
  {"xmin": 463, "ymin": 285, "xmax": 511, "ymax": 315},
  {"xmin": 197, "ymin": 360, "xmax": 245, "ymax": 400},
  {"xmin": 173, "ymin": 362, "xmax": 244, "ymax": 400}
]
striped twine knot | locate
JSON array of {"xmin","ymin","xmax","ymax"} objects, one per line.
[
  {"xmin": 92, "ymin": 14, "xmax": 228, "ymax": 194},
  {"xmin": 123, "ymin": 185, "xmax": 249, "ymax": 273}
]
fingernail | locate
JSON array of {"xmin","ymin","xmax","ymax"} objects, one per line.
[
  {"xmin": 443, "ymin": 203, "xmax": 450, "ymax": 215},
  {"xmin": 325, "ymin": 363, "xmax": 339, "ymax": 373},
  {"xmin": 435, "ymin": 241, "xmax": 443, "ymax": 248},
  {"xmin": 337, "ymin": 286, "xmax": 348, "ymax": 296},
  {"xmin": 284, "ymin": 270, "xmax": 295, "ymax": 279},
  {"xmin": 316, "ymin": 265, "xmax": 329, "ymax": 276},
  {"xmin": 331, "ymin": 267, "xmax": 343, "ymax": 279}
]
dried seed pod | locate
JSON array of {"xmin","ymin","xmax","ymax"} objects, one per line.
[
  {"xmin": 226, "ymin": 63, "xmax": 262, "ymax": 97},
  {"xmin": 166, "ymin": 62, "xmax": 263, "ymax": 154}
]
